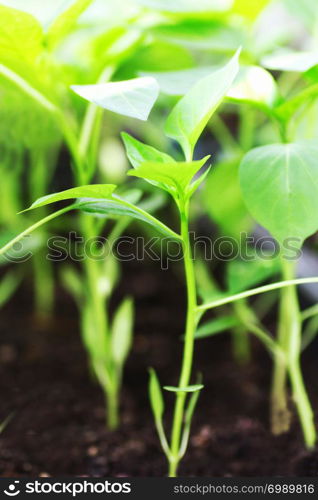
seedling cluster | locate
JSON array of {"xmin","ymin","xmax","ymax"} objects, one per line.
[{"xmin": 1, "ymin": 0, "xmax": 318, "ymax": 477}]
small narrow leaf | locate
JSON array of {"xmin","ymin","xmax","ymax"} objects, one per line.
[
  {"xmin": 149, "ymin": 368, "xmax": 164, "ymax": 421},
  {"xmin": 111, "ymin": 298, "xmax": 134, "ymax": 366},
  {"xmin": 194, "ymin": 316, "xmax": 239, "ymax": 339},
  {"xmin": 71, "ymin": 77, "xmax": 160, "ymax": 120},
  {"xmin": 163, "ymin": 384, "xmax": 204, "ymax": 393},
  {"xmin": 239, "ymin": 142, "xmax": 318, "ymax": 246},
  {"xmin": 25, "ymin": 184, "xmax": 117, "ymax": 211},
  {"xmin": 164, "ymin": 49, "xmax": 240, "ymax": 160}
]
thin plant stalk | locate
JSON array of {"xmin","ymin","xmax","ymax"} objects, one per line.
[{"xmin": 169, "ymin": 203, "xmax": 198, "ymax": 477}]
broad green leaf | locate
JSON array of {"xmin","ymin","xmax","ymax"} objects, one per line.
[
  {"xmin": 46, "ymin": 0, "xmax": 94, "ymax": 49},
  {"xmin": 165, "ymin": 50, "xmax": 240, "ymax": 160},
  {"xmin": 262, "ymin": 50, "xmax": 318, "ymax": 73},
  {"xmin": 227, "ymin": 66, "xmax": 278, "ymax": 107},
  {"xmin": 25, "ymin": 184, "xmax": 117, "ymax": 211},
  {"xmin": 149, "ymin": 368, "xmax": 164, "ymax": 421},
  {"xmin": 128, "ymin": 157, "xmax": 210, "ymax": 197},
  {"xmin": 194, "ymin": 316, "xmax": 239, "ymax": 339},
  {"xmin": 121, "ymin": 132, "xmax": 174, "ymax": 168},
  {"xmin": 202, "ymin": 157, "xmax": 253, "ymax": 240},
  {"xmin": 239, "ymin": 142, "xmax": 318, "ymax": 246},
  {"xmin": 71, "ymin": 77, "xmax": 160, "ymax": 121},
  {"xmin": 163, "ymin": 384, "xmax": 204, "ymax": 393},
  {"xmin": 111, "ymin": 297, "xmax": 134, "ymax": 366},
  {"xmin": 0, "ymin": 5, "xmax": 43, "ymax": 66},
  {"xmin": 135, "ymin": 0, "xmax": 233, "ymax": 13},
  {"xmin": 226, "ymin": 251, "xmax": 280, "ymax": 293}
]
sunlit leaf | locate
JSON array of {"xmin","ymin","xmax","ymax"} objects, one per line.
[
  {"xmin": 26, "ymin": 184, "xmax": 117, "ymax": 211},
  {"xmin": 46, "ymin": 0, "xmax": 94, "ymax": 49},
  {"xmin": 262, "ymin": 50, "xmax": 318, "ymax": 73},
  {"xmin": 0, "ymin": 5, "xmax": 43, "ymax": 66},
  {"xmin": 128, "ymin": 157, "xmax": 210, "ymax": 197},
  {"xmin": 165, "ymin": 50, "xmax": 240, "ymax": 160},
  {"xmin": 232, "ymin": 0, "xmax": 269, "ymax": 20},
  {"xmin": 122, "ymin": 132, "xmax": 174, "ymax": 168},
  {"xmin": 227, "ymin": 65, "xmax": 278, "ymax": 107},
  {"xmin": 71, "ymin": 77, "xmax": 160, "ymax": 121},
  {"xmin": 239, "ymin": 142, "xmax": 318, "ymax": 246}
]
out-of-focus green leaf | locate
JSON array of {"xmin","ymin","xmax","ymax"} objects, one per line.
[
  {"xmin": 194, "ymin": 316, "xmax": 239, "ymax": 339},
  {"xmin": 46, "ymin": 0, "xmax": 94, "ymax": 49},
  {"xmin": 163, "ymin": 384, "xmax": 204, "ymax": 392},
  {"xmin": 239, "ymin": 142, "xmax": 318, "ymax": 247},
  {"xmin": 165, "ymin": 50, "xmax": 240, "ymax": 160},
  {"xmin": 0, "ymin": 269, "xmax": 23, "ymax": 307},
  {"xmin": 231, "ymin": 0, "xmax": 269, "ymax": 20},
  {"xmin": 0, "ymin": 4, "xmax": 43, "ymax": 66},
  {"xmin": 202, "ymin": 157, "xmax": 253, "ymax": 240},
  {"xmin": 275, "ymin": 83, "xmax": 318, "ymax": 123},
  {"xmin": 135, "ymin": 0, "xmax": 233, "ymax": 13},
  {"xmin": 262, "ymin": 50, "xmax": 318, "ymax": 73},
  {"xmin": 149, "ymin": 368, "xmax": 164, "ymax": 421},
  {"xmin": 227, "ymin": 66, "xmax": 278, "ymax": 107},
  {"xmin": 111, "ymin": 297, "xmax": 134, "ymax": 366},
  {"xmin": 226, "ymin": 251, "xmax": 280, "ymax": 293},
  {"xmin": 71, "ymin": 77, "xmax": 160, "ymax": 120},
  {"xmin": 284, "ymin": 0, "xmax": 318, "ymax": 30}
]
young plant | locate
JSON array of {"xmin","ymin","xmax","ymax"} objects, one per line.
[{"xmin": 2, "ymin": 49, "xmax": 318, "ymax": 474}]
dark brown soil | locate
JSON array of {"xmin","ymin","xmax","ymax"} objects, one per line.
[{"xmin": 1, "ymin": 258, "xmax": 318, "ymax": 477}]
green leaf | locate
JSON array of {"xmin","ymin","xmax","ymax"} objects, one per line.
[
  {"xmin": 0, "ymin": 5, "xmax": 43, "ymax": 66},
  {"xmin": 164, "ymin": 49, "xmax": 240, "ymax": 160},
  {"xmin": 25, "ymin": 184, "xmax": 117, "ymax": 211},
  {"xmin": 227, "ymin": 66, "xmax": 278, "ymax": 107},
  {"xmin": 262, "ymin": 50, "xmax": 318, "ymax": 73},
  {"xmin": 226, "ymin": 251, "xmax": 280, "ymax": 293},
  {"xmin": 149, "ymin": 368, "xmax": 164, "ymax": 421},
  {"xmin": 128, "ymin": 156, "xmax": 210, "ymax": 197},
  {"xmin": 77, "ymin": 196, "xmax": 182, "ymax": 240},
  {"xmin": 134, "ymin": 0, "xmax": 233, "ymax": 13},
  {"xmin": 239, "ymin": 142, "xmax": 318, "ymax": 247},
  {"xmin": 163, "ymin": 384, "xmax": 204, "ymax": 393},
  {"xmin": 71, "ymin": 77, "xmax": 160, "ymax": 121},
  {"xmin": 194, "ymin": 316, "xmax": 239, "ymax": 339},
  {"xmin": 46, "ymin": 0, "xmax": 94, "ymax": 49},
  {"xmin": 111, "ymin": 298, "xmax": 134, "ymax": 367},
  {"xmin": 0, "ymin": 269, "xmax": 22, "ymax": 308},
  {"xmin": 122, "ymin": 132, "xmax": 174, "ymax": 168},
  {"xmin": 140, "ymin": 66, "xmax": 218, "ymax": 96}
]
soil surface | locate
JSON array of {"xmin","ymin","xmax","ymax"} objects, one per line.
[{"xmin": 1, "ymin": 257, "xmax": 318, "ymax": 477}]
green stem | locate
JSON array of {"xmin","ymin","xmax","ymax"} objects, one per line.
[
  {"xmin": 281, "ymin": 260, "xmax": 316, "ymax": 448},
  {"xmin": 197, "ymin": 277, "xmax": 318, "ymax": 313},
  {"xmin": 168, "ymin": 206, "xmax": 197, "ymax": 477},
  {"xmin": 271, "ymin": 258, "xmax": 292, "ymax": 435}
]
